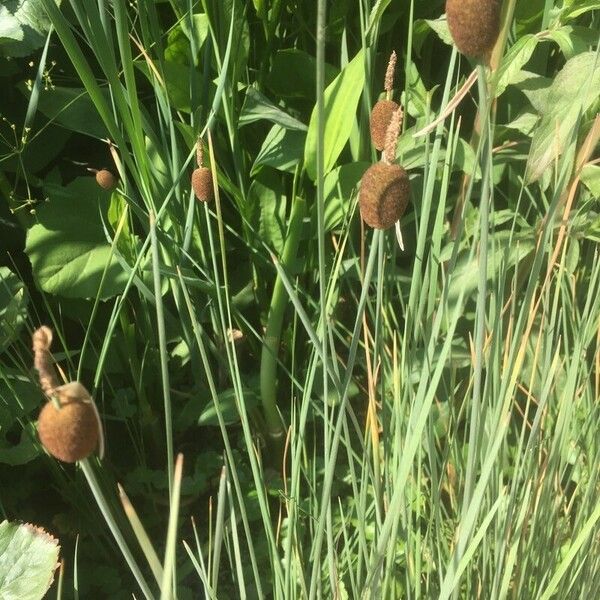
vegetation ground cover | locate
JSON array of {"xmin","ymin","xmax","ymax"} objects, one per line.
[{"xmin": 1, "ymin": 0, "xmax": 599, "ymax": 598}]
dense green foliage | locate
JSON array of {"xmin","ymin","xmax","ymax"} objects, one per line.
[{"xmin": 1, "ymin": 0, "xmax": 599, "ymax": 598}]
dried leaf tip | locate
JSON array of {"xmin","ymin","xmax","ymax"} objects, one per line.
[
  {"xmin": 383, "ymin": 106, "xmax": 404, "ymax": 164},
  {"xmin": 384, "ymin": 51, "xmax": 397, "ymax": 93}
]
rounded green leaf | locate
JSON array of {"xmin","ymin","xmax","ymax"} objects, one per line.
[
  {"xmin": 0, "ymin": 520, "xmax": 60, "ymax": 599},
  {"xmin": 25, "ymin": 177, "xmax": 128, "ymax": 299},
  {"xmin": 0, "ymin": 268, "xmax": 28, "ymax": 353}
]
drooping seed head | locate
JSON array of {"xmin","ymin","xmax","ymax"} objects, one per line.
[
  {"xmin": 446, "ymin": 0, "xmax": 502, "ymax": 60},
  {"xmin": 37, "ymin": 382, "xmax": 100, "ymax": 463},
  {"xmin": 95, "ymin": 169, "xmax": 117, "ymax": 190},
  {"xmin": 192, "ymin": 167, "xmax": 213, "ymax": 202},
  {"xmin": 370, "ymin": 99, "xmax": 400, "ymax": 152},
  {"xmin": 32, "ymin": 326, "xmax": 58, "ymax": 397},
  {"xmin": 359, "ymin": 163, "xmax": 410, "ymax": 230}
]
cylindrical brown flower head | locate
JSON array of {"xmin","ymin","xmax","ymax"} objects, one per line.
[
  {"xmin": 96, "ymin": 169, "xmax": 117, "ymax": 190},
  {"xmin": 192, "ymin": 167, "xmax": 213, "ymax": 202},
  {"xmin": 383, "ymin": 106, "xmax": 404, "ymax": 165},
  {"xmin": 37, "ymin": 382, "xmax": 100, "ymax": 463},
  {"xmin": 446, "ymin": 0, "xmax": 502, "ymax": 60},
  {"xmin": 370, "ymin": 99, "xmax": 400, "ymax": 152},
  {"xmin": 384, "ymin": 51, "xmax": 397, "ymax": 93},
  {"xmin": 359, "ymin": 163, "xmax": 410, "ymax": 230}
]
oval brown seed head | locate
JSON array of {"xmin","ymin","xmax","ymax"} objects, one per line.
[
  {"xmin": 370, "ymin": 100, "xmax": 399, "ymax": 152},
  {"xmin": 446, "ymin": 0, "xmax": 501, "ymax": 60},
  {"xmin": 359, "ymin": 163, "xmax": 410, "ymax": 230},
  {"xmin": 37, "ymin": 385, "xmax": 99, "ymax": 463},
  {"xmin": 96, "ymin": 169, "xmax": 117, "ymax": 190},
  {"xmin": 192, "ymin": 167, "xmax": 213, "ymax": 202}
]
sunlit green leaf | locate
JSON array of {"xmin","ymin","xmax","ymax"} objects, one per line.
[{"xmin": 304, "ymin": 50, "xmax": 365, "ymax": 180}]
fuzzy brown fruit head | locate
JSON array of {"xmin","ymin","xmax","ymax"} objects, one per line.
[
  {"xmin": 446, "ymin": 0, "xmax": 501, "ymax": 60},
  {"xmin": 370, "ymin": 100, "xmax": 400, "ymax": 151},
  {"xmin": 37, "ymin": 382, "xmax": 99, "ymax": 463},
  {"xmin": 359, "ymin": 163, "xmax": 410, "ymax": 230},
  {"xmin": 192, "ymin": 167, "xmax": 213, "ymax": 202},
  {"xmin": 95, "ymin": 169, "xmax": 117, "ymax": 190}
]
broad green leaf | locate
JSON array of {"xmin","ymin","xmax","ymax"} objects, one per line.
[
  {"xmin": 248, "ymin": 169, "xmax": 287, "ymax": 252},
  {"xmin": 526, "ymin": 52, "xmax": 600, "ymax": 183},
  {"xmin": 304, "ymin": 49, "xmax": 365, "ymax": 181},
  {"xmin": 0, "ymin": 268, "xmax": 28, "ymax": 353},
  {"xmin": 494, "ymin": 35, "xmax": 538, "ymax": 97},
  {"xmin": 165, "ymin": 14, "xmax": 209, "ymax": 65},
  {"xmin": 240, "ymin": 87, "xmax": 307, "ymax": 131},
  {"xmin": 20, "ymin": 84, "xmax": 108, "ymax": 138},
  {"xmin": 198, "ymin": 388, "xmax": 258, "ymax": 427},
  {"xmin": 0, "ymin": 15, "xmax": 23, "ymax": 43},
  {"xmin": 581, "ymin": 164, "xmax": 600, "ymax": 197},
  {"xmin": 0, "ymin": 520, "xmax": 60, "ymax": 599},
  {"xmin": 559, "ymin": 0, "xmax": 600, "ymax": 22},
  {"xmin": 366, "ymin": 0, "xmax": 392, "ymax": 36},
  {"xmin": 0, "ymin": 370, "xmax": 41, "ymax": 466},
  {"xmin": 25, "ymin": 177, "xmax": 128, "ymax": 299},
  {"xmin": 267, "ymin": 49, "xmax": 338, "ymax": 99},
  {"xmin": 545, "ymin": 26, "xmax": 598, "ymax": 60},
  {"xmin": 513, "ymin": 70, "xmax": 553, "ymax": 114},
  {"xmin": 424, "ymin": 17, "xmax": 452, "ymax": 46},
  {"xmin": 320, "ymin": 162, "xmax": 369, "ymax": 231},
  {"xmin": 401, "ymin": 61, "xmax": 430, "ymax": 119},
  {"xmin": 0, "ymin": 122, "xmax": 69, "ymax": 174},
  {"xmin": 252, "ymin": 124, "xmax": 305, "ymax": 175},
  {"xmin": 0, "ymin": 0, "xmax": 59, "ymax": 57}
]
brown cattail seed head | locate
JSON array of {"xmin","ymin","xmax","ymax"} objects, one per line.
[
  {"xmin": 384, "ymin": 51, "xmax": 397, "ymax": 93},
  {"xmin": 359, "ymin": 163, "xmax": 410, "ymax": 230},
  {"xmin": 446, "ymin": 0, "xmax": 502, "ymax": 60},
  {"xmin": 37, "ymin": 382, "xmax": 100, "ymax": 463},
  {"xmin": 96, "ymin": 169, "xmax": 116, "ymax": 190},
  {"xmin": 192, "ymin": 167, "xmax": 213, "ymax": 202},
  {"xmin": 370, "ymin": 100, "xmax": 400, "ymax": 152}
]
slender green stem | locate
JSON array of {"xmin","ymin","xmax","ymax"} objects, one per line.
[
  {"xmin": 462, "ymin": 64, "xmax": 493, "ymax": 515},
  {"xmin": 260, "ymin": 196, "xmax": 307, "ymax": 442},
  {"xmin": 80, "ymin": 460, "xmax": 154, "ymax": 599},
  {"xmin": 150, "ymin": 212, "xmax": 174, "ymax": 496},
  {"xmin": 160, "ymin": 453, "xmax": 184, "ymax": 600}
]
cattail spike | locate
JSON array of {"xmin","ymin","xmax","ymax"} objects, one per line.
[
  {"xmin": 196, "ymin": 140, "xmax": 204, "ymax": 168},
  {"xmin": 384, "ymin": 51, "xmax": 397, "ymax": 94},
  {"xmin": 383, "ymin": 106, "xmax": 404, "ymax": 164},
  {"xmin": 33, "ymin": 326, "xmax": 59, "ymax": 397}
]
